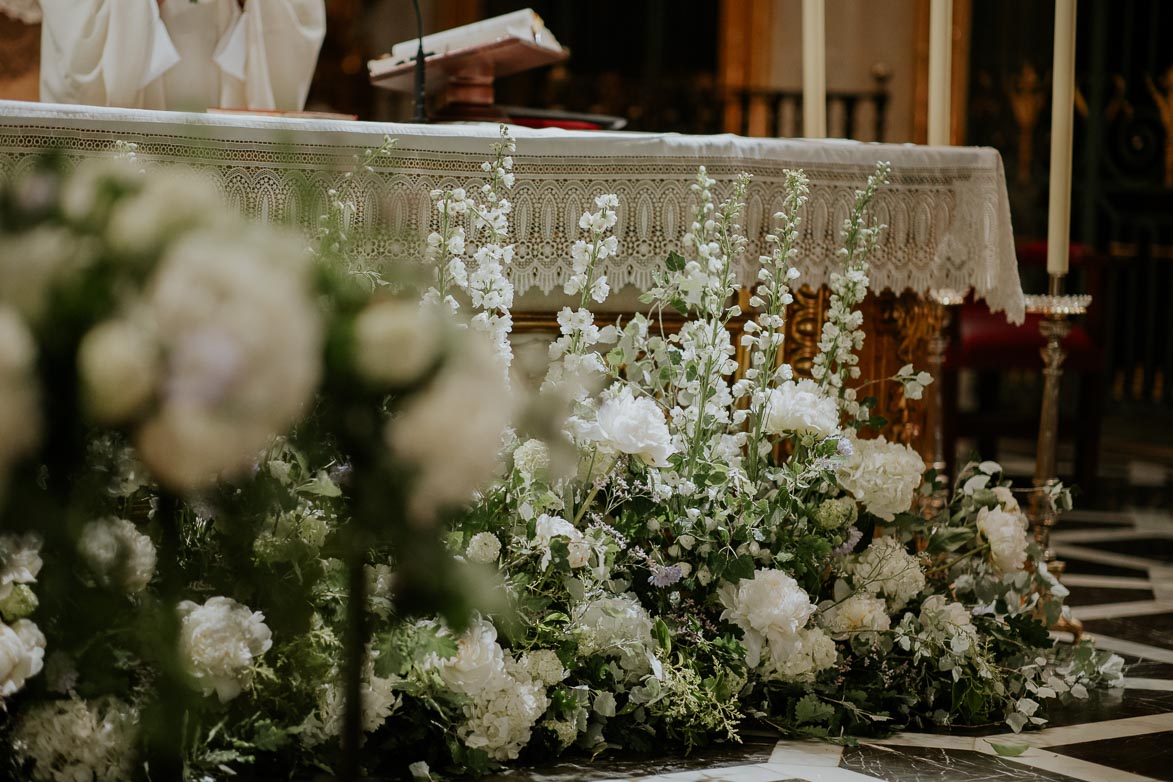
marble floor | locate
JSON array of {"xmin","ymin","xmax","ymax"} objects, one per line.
[{"xmin": 491, "ymin": 473, "xmax": 1173, "ymax": 782}]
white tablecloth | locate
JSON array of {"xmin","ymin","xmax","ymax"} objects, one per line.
[{"xmin": 0, "ymin": 101, "xmax": 1024, "ymax": 321}]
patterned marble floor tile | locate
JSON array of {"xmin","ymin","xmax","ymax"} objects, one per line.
[
  {"xmin": 839, "ymin": 744, "xmax": 1084, "ymax": 781},
  {"xmin": 1047, "ymin": 730, "xmax": 1173, "ymax": 781}
]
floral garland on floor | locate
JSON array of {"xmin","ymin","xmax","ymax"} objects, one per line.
[{"xmin": 0, "ymin": 132, "xmax": 1121, "ymax": 781}]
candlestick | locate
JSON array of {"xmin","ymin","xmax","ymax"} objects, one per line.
[
  {"xmin": 802, "ymin": 0, "xmax": 827, "ymax": 138},
  {"xmin": 928, "ymin": 0, "xmax": 953, "ymax": 146},
  {"xmin": 1047, "ymin": 0, "xmax": 1077, "ymax": 274}
]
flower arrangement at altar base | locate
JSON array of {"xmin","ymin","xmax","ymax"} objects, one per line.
[{"xmin": 0, "ymin": 130, "xmax": 1122, "ymax": 781}]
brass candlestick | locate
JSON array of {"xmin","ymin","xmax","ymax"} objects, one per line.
[
  {"xmin": 1025, "ymin": 273, "xmax": 1091, "ymax": 639},
  {"xmin": 921, "ymin": 288, "xmax": 965, "ymax": 517}
]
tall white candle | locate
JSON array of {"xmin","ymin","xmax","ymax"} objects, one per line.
[
  {"xmin": 927, "ymin": 0, "xmax": 953, "ymax": 146},
  {"xmin": 802, "ymin": 0, "xmax": 826, "ymax": 138},
  {"xmin": 1047, "ymin": 0, "xmax": 1077, "ymax": 275}
]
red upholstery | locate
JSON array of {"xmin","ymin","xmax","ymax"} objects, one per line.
[{"xmin": 948, "ymin": 302, "xmax": 1104, "ymax": 372}]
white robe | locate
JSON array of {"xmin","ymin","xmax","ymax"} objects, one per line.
[{"xmin": 38, "ymin": 0, "xmax": 326, "ymax": 112}]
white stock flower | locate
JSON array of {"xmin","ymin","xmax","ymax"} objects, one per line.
[
  {"xmin": 0, "ymin": 617, "xmax": 45, "ymax": 697},
  {"xmin": 849, "ymin": 536, "xmax": 926, "ymax": 611},
  {"xmin": 977, "ymin": 505, "xmax": 1030, "ymax": 573},
  {"xmin": 819, "ymin": 594, "xmax": 891, "ymax": 641},
  {"xmin": 593, "ymin": 387, "xmax": 674, "ymax": 467},
  {"xmin": 0, "ymin": 532, "xmax": 42, "ymax": 602},
  {"xmin": 762, "ymin": 378, "xmax": 840, "ymax": 437},
  {"xmin": 352, "ymin": 299, "xmax": 440, "ymax": 387},
  {"xmin": 466, "ymin": 532, "xmax": 502, "ymax": 564},
  {"xmin": 0, "ymin": 307, "xmax": 40, "ymax": 483},
  {"xmin": 837, "ymin": 435, "xmax": 925, "ymax": 520},
  {"xmin": 573, "ymin": 593, "xmax": 656, "ymax": 675},
  {"xmin": 386, "ymin": 333, "xmax": 513, "ymax": 523},
  {"xmin": 12, "ymin": 696, "xmax": 138, "ymax": 782},
  {"xmin": 78, "ymin": 517, "xmax": 156, "ymax": 593},
  {"xmin": 177, "ymin": 596, "xmax": 273, "ymax": 702},
  {"xmin": 78, "ymin": 319, "xmax": 158, "ymax": 424},
  {"xmin": 719, "ymin": 569, "xmax": 815, "ymax": 668},
  {"xmin": 136, "ymin": 229, "xmax": 321, "ymax": 490}
]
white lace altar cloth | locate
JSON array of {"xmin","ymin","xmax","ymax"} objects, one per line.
[{"xmin": 0, "ymin": 101, "xmax": 1025, "ymax": 322}]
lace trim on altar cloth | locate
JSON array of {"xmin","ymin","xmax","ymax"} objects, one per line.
[
  {"xmin": 0, "ymin": 0, "xmax": 40, "ymax": 23},
  {"xmin": 0, "ymin": 104, "xmax": 1026, "ymax": 322}
]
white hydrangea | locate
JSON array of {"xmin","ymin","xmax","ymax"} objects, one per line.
[
  {"xmin": 78, "ymin": 517, "xmax": 156, "ymax": 593},
  {"xmin": 0, "ymin": 532, "xmax": 42, "ymax": 601},
  {"xmin": 533, "ymin": 514, "xmax": 590, "ymax": 570},
  {"xmin": 977, "ymin": 505, "xmax": 1030, "ymax": 573},
  {"xmin": 767, "ymin": 627, "xmax": 837, "ymax": 683},
  {"xmin": 573, "ymin": 593, "xmax": 657, "ymax": 675},
  {"xmin": 12, "ymin": 696, "xmax": 138, "ymax": 782},
  {"xmin": 520, "ymin": 649, "xmax": 567, "ymax": 687},
  {"xmin": 177, "ymin": 596, "xmax": 273, "ymax": 702},
  {"xmin": 0, "ymin": 617, "xmax": 45, "ymax": 697},
  {"xmin": 718, "ymin": 569, "xmax": 815, "ymax": 669},
  {"xmin": 0, "ymin": 226, "xmax": 93, "ymax": 324},
  {"xmin": 387, "ymin": 332, "xmax": 513, "ymax": 523},
  {"xmin": 135, "ymin": 228, "xmax": 322, "ymax": 490},
  {"xmin": 458, "ymin": 670, "xmax": 548, "ymax": 761},
  {"xmin": 837, "ymin": 435, "xmax": 925, "ymax": 520},
  {"xmin": 762, "ymin": 378, "xmax": 840, "ymax": 437},
  {"xmin": 0, "ymin": 307, "xmax": 40, "ymax": 486},
  {"xmin": 513, "ymin": 438, "xmax": 550, "ymax": 484},
  {"xmin": 466, "ymin": 532, "xmax": 502, "ymax": 564},
  {"xmin": 819, "ymin": 594, "xmax": 891, "ymax": 641},
  {"xmin": 849, "ymin": 536, "xmax": 926, "ymax": 611},
  {"xmin": 352, "ymin": 299, "xmax": 440, "ymax": 387},
  {"xmin": 593, "ymin": 387, "xmax": 675, "ymax": 467}
]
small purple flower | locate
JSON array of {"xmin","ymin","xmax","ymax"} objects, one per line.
[
  {"xmin": 836, "ymin": 438, "xmax": 854, "ymax": 457},
  {"xmin": 832, "ymin": 526, "xmax": 863, "ymax": 557},
  {"xmin": 648, "ymin": 564, "xmax": 684, "ymax": 588}
]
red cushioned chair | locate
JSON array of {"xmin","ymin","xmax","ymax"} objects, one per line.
[{"xmin": 942, "ymin": 241, "xmax": 1107, "ymax": 494}]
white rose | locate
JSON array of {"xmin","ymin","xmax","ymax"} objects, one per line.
[
  {"xmin": 762, "ymin": 378, "xmax": 840, "ymax": 437},
  {"xmin": 177, "ymin": 596, "xmax": 272, "ymax": 702},
  {"xmin": 78, "ymin": 319, "xmax": 159, "ymax": 424},
  {"xmin": 837, "ymin": 435, "xmax": 925, "ymax": 520},
  {"xmin": 78, "ymin": 517, "xmax": 156, "ymax": 593},
  {"xmin": 977, "ymin": 505, "xmax": 1030, "ymax": 573},
  {"xmin": 593, "ymin": 387, "xmax": 674, "ymax": 467},
  {"xmin": 353, "ymin": 299, "xmax": 440, "ymax": 387},
  {"xmin": 819, "ymin": 594, "xmax": 891, "ymax": 641},
  {"xmin": 435, "ymin": 618, "xmax": 506, "ymax": 696},
  {"xmin": 0, "ymin": 618, "xmax": 45, "ymax": 697}
]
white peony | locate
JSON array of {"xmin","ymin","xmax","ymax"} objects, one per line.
[
  {"xmin": 177, "ymin": 596, "xmax": 273, "ymax": 702},
  {"xmin": 837, "ymin": 435, "xmax": 925, "ymax": 520},
  {"xmin": 819, "ymin": 594, "xmax": 891, "ymax": 641},
  {"xmin": 977, "ymin": 505, "xmax": 1030, "ymax": 573},
  {"xmin": 768, "ymin": 627, "xmax": 837, "ymax": 682},
  {"xmin": 849, "ymin": 536, "xmax": 926, "ymax": 611},
  {"xmin": 387, "ymin": 332, "xmax": 513, "ymax": 523},
  {"xmin": 433, "ymin": 617, "xmax": 507, "ymax": 696},
  {"xmin": 593, "ymin": 387, "xmax": 675, "ymax": 467},
  {"xmin": 78, "ymin": 517, "xmax": 157, "ymax": 593},
  {"xmin": 136, "ymin": 228, "xmax": 322, "ymax": 490},
  {"xmin": 77, "ymin": 318, "xmax": 159, "ymax": 424},
  {"xmin": 466, "ymin": 532, "xmax": 502, "ymax": 564},
  {"xmin": 573, "ymin": 593, "xmax": 656, "ymax": 675},
  {"xmin": 0, "ymin": 307, "xmax": 40, "ymax": 486},
  {"xmin": 352, "ymin": 299, "xmax": 440, "ymax": 387},
  {"xmin": 12, "ymin": 696, "xmax": 138, "ymax": 782},
  {"xmin": 718, "ymin": 569, "xmax": 815, "ymax": 668},
  {"xmin": 0, "ymin": 617, "xmax": 45, "ymax": 697},
  {"xmin": 0, "ymin": 532, "xmax": 42, "ymax": 602},
  {"xmin": 762, "ymin": 378, "xmax": 840, "ymax": 437}
]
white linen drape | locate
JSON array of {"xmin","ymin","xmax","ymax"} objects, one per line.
[{"xmin": 37, "ymin": 0, "xmax": 326, "ymax": 112}]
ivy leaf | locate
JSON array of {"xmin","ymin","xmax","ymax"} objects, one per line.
[{"xmin": 666, "ymin": 250, "xmax": 687, "ymax": 272}]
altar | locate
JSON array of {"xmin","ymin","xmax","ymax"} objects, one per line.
[{"xmin": 0, "ymin": 100, "xmax": 1024, "ymax": 453}]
